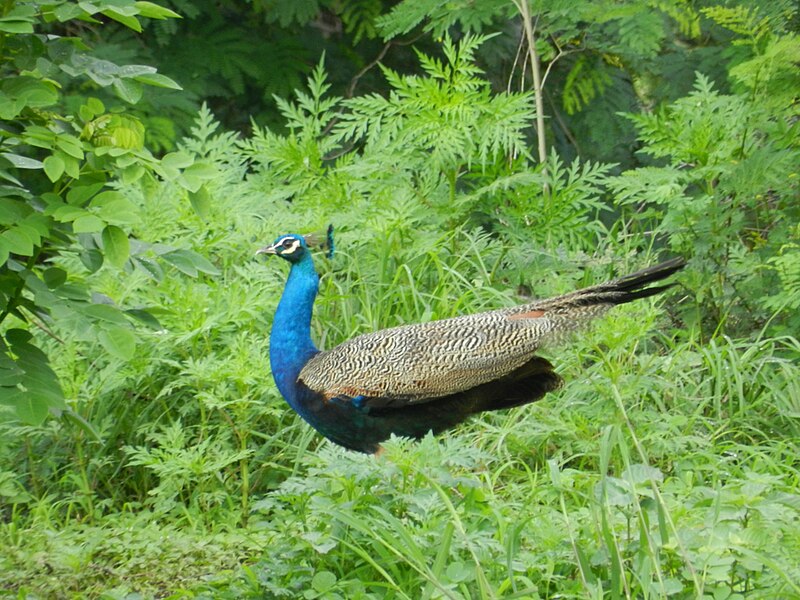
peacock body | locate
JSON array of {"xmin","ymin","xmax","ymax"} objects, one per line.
[{"xmin": 259, "ymin": 231, "xmax": 684, "ymax": 453}]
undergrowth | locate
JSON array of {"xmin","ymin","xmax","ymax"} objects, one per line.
[{"xmin": 2, "ymin": 28, "xmax": 799, "ymax": 600}]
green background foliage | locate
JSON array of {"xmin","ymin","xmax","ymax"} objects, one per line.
[{"xmin": 1, "ymin": 0, "xmax": 799, "ymax": 597}]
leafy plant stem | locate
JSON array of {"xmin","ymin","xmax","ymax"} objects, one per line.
[
  {"xmin": 608, "ymin": 382, "xmax": 702, "ymax": 594},
  {"xmin": 239, "ymin": 431, "xmax": 249, "ymax": 526},
  {"xmin": 25, "ymin": 437, "xmax": 41, "ymax": 499},
  {"xmin": 74, "ymin": 435, "xmax": 96, "ymax": 520}
]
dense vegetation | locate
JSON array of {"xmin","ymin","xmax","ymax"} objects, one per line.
[{"xmin": 1, "ymin": 0, "xmax": 798, "ymax": 597}]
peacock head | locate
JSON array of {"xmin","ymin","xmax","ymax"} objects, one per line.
[
  {"xmin": 256, "ymin": 234, "xmax": 309, "ymax": 264},
  {"xmin": 256, "ymin": 225, "xmax": 334, "ymax": 264}
]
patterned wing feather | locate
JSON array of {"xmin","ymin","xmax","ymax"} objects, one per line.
[
  {"xmin": 298, "ymin": 308, "xmax": 566, "ymax": 405},
  {"xmin": 298, "ymin": 257, "xmax": 685, "ymax": 408}
]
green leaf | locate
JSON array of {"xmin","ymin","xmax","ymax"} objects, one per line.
[
  {"xmin": 101, "ymin": 225, "xmax": 130, "ymax": 267},
  {"xmin": 43, "ymin": 267, "xmax": 67, "ymax": 289},
  {"xmin": 73, "ymin": 214, "xmax": 106, "ymax": 233},
  {"xmin": 0, "ymin": 18, "xmax": 34, "ymax": 34},
  {"xmin": 16, "ymin": 223, "xmax": 41, "ymax": 247},
  {"xmin": 43, "ymin": 155, "xmax": 66, "ymax": 182},
  {"xmin": 83, "ymin": 114, "xmax": 145, "ymax": 149},
  {"xmin": 113, "ymin": 78, "xmax": 143, "ymax": 104},
  {"xmin": 121, "ymin": 163, "xmax": 145, "ymax": 184},
  {"xmin": 5, "ymin": 4, "xmax": 36, "ymax": 17},
  {"xmin": 3, "ymin": 331, "xmax": 65, "ymax": 424},
  {"xmin": 161, "ymin": 151, "xmax": 194, "ymax": 170},
  {"xmin": 82, "ymin": 303, "xmax": 129, "ymax": 325},
  {"xmin": 1, "ymin": 77, "xmax": 59, "ymax": 110},
  {"xmin": 188, "ymin": 185, "xmax": 211, "ymax": 218},
  {"xmin": 134, "ymin": 1, "xmax": 182, "ymax": 19},
  {"xmin": 0, "ymin": 199, "xmax": 28, "ymax": 225},
  {"xmin": 0, "ymin": 352, "xmax": 23, "ymax": 387},
  {"xmin": 160, "ymin": 249, "xmax": 197, "ymax": 276},
  {"xmin": 1, "ymin": 388, "xmax": 47, "ymax": 424},
  {"xmin": 53, "ymin": 3, "xmax": 86, "ymax": 22},
  {"xmin": 80, "ymin": 248, "xmax": 104, "ymax": 273},
  {"xmin": 89, "ymin": 190, "xmax": 125, "ymax": 206},
  {"xmin": 63, "ymin": 155, "xmax": 81, "ymax": 179},
  {"xmin": 1, "ymin": 153, "xmax": 43, "ymax": 169},
  {"xmin": 101, "ymin": 8, "xmax": 142, "ymax": 32},
  {"xmin": 445, "ymin": 561, "xmax": 472, "ymax": 583},
  {"xmin": 56, "ymin": 136, "xmax": 85, "ymax": 159},
  {"xmin": 0, "ymin": 238, "xmax": 9, "ymax": 267},
  {"xmin": 311, "ymin": 571, "xmax": 337, "ymax": 593},
  {"xmin": 22, "ymin": 214, "xmax": 50, "ymax": 238},
  {"xmin": 178, "ymin": 160, "xmax": 219, "ymax": 192},
  {"xmin": 161, "ymin": 249, "xmax": 220, "ymax": 276},
  {"xmin": 622, "ymin": 463, "xmax": 664, "ymax": 485},
  {"xmin": 125, "ymin": 308, "xmax": 163, "ymax": 330},
  {"xmin": 51, "ymin": 205, "xmax": 88, "ymax": 223},
  {"xmin": 133, "ymin": 256, "xmax": 164, "ymax": 280},
  {"xmin": 0, "ymin": 94, "xmax": 21, "ymax": 120},
  {"xmin": 79, "ymin": 97, "xmax": 105, "ymax": 122},
  {"xmin": 91, "ymin": 192, "xmax": 141, "ymax": 226},
  {"xmin": 1, "ymin": 227, "xmax": 34, "ymax": 255},
  {"xmin": 61, "ymin": 408, "xmax": 102, "ymax": 442},
  {"xmin": 67, "ymin": 182, "xmax": 105, "ymax": 205},
  {"xmin": 98, "ymin": 200, "xmax": 141, "ymax": 225},
  {"xmin": 4, "ymin": 330, "xmax": 31, "ymax": 345},
  {"xmin": 97, "ymin": 325, "xmax": 136, "ymax": 360},
  {"xmin": 183, "ymin": 161, "xmax": 218, "ymax": 180},
  {"xmin": 133, "ymin": 72, "xmax": 183, "ymax": 90},
  {"xmin": 118, "ymin": 64, "xmax": 158, "ymax": 78}
]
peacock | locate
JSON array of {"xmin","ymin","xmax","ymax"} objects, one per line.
[{"xmin": 258, "ymin": 228, "xmax": 684, "ymax": 454}]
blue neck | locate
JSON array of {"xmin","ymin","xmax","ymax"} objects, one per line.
[{"xmin": 269, "ymin": 254, "xmax": 319, "ymax": 409}]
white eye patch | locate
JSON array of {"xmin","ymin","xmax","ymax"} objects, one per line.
[{"xmin": 278, "ymin": 238, "xmax": 300, "ymax": 253}]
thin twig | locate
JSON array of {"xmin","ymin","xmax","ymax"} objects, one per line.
[
  {"xmin": 346, "ymin": 33, "xmax": 425, "ymax": 98},
  {"xmin": 20, "ymin": 306, "xmax": 66, "ymax": 344},
  {"xmin": 507, "ymin": 24, "xmax": 527, "ymax": 95}
]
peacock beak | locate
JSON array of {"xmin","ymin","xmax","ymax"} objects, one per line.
[{"xmin": 255, "ymin": 244, "xmax": 278, "ymax": 256}]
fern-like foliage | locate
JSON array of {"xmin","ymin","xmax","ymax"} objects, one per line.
[
  {"xmin": 562, "ymin": 55, "xmax": 614, "ymax": 115},
  {"xmin": 339, "ymin": 0, "xmax": 383, "ymax": 43},
  {"xmin": 703, "ymin": 1, "xmax": 797, "ymax": 44},
  {"xmin": 649, "ymin": 0, "xmax": 700, "ymax": 37},
  {"xmin": 333, "ymin": 35, "xmax": 534, "ymax": 170},
  {"xmin": 765, "ymin": 243, "xmax": 800, "ymax": 306},
  {"xmin": 376, "ymin": 0, "xmax": 511, "ymax": 40},
  {"xmin": 242, "ymin": 60, "xmax": 341, "ymax": 198},
  {"xmin": 761, "ymin": 235, "xmax": 800, "ymax": 335},
  {"xmin": 611, "ymin": 72, "xmax": 800, "ymax": 335},
  {"xmin": 729, "ymin": 34, "xmax": 800, "ymax": 111},
  {"xmin": 253, "ymin": 0, "xmax": 321, "ymax": 27},
  {"xmin": 240, "ymin": 34, "xmax": 609, "ymax": 290}
]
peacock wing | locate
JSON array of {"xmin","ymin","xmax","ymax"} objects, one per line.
[{"xmin": 297, "ymin": 308, "xmax": 557, "ymax": 408}]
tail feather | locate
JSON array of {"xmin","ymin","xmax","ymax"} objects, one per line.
[
  {"xmin": 528, "ymin": 258, "xmax": 685, "ymax": 312},
  {"xmin": 607, "ymin": 257, "xmax": 686, "ymax": 295}
]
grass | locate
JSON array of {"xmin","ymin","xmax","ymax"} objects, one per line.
[
  {"xmin": 0, "ymin": 510, "xmax": 270, "ymax": 597},
  {"xmin": 3, "ymin": 305, "xmax": 798, "ymax": 598},
  {"xmin": 2, "ymin": 122, "xmax": 799, "ymax": 598}
]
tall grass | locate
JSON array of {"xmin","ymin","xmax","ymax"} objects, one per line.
[{"xmin": 2, "ymin": 110, "xmax": 799, "ymax": 598}]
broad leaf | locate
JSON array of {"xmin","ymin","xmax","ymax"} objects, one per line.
[
  {"xmin": 101, "ymin": 225, "xmax": 130, "ymax": 267},
  {"xmin": 97, "ymin": 324, "xmax": 136, "ymax": 360}
]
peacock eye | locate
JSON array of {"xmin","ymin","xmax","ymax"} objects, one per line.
[{"xmin": 282, "ymin": 239, "xmax": 295, "ymax": 248}]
